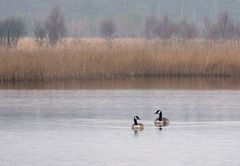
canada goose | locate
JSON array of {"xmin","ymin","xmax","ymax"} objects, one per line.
[
  {"xmin": 154, "ymin": 110, "xmax": 169, "ymax": 127},
  {"xmin": 132, "ymin": 116, "xmax": 144, "ymax": 131}
]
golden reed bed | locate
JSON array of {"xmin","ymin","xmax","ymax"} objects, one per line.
[{"xmin": 0, "ymin": 38, "xmax": 240, "ymax": 81}]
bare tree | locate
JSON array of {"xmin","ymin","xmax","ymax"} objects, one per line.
[
  {"xmin": 100, "ymin": 18, "xmax": 117, "ymax": 41},
  {"xmin": 144, "ymin": 15, "xmax": 158, "ymax": 39},
  {"xmin": 46, "ymin": 6, "xmax": 66, "ymax": 45},
  {"xmin": 203, "ymin": 17, "xmax": 218, "ymax": 40},
  {"xmin": 153, "ymin": 15, "xmax": 177, "ymax": 40},
  {"xmin": 176, "ymin": 19, "xmax": 198, "ymax": 39},
  {"xmin": 203, "ymin": 12, "xmax": 239, "ymax": 40},
  {"xmin": 0, "ymin": 17, "xmax": 26, "ymax": 47},
  {"xmin": 34, "ymin": 20, "xmax": 47, "ymax": 46},
  {"xmin": 235, "ymin": 22, "xmax": 240, "ymax": 39},
  {"xmin": 217, "ymin": 12, "xmax": 235, "ymax": 39}
]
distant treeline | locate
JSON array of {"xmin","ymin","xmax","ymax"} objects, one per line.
[
  {"xmin": 144, "ymin": 13, "xmax": 240, "ymax": 40},
  {"xmin": 1, "ymin": 0, "xmax": 240, "ymax": 36},
  {"xmin": 1, "ymin": 5, "xmax": 240, "ymax": 47}
]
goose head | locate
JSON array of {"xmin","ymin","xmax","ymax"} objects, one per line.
[
  {"xmin": 154, "ymin": 110, "xmax": 162, "ymax": 114},
  {"xmin": 154, "ymin": 110, "xmax": 162, "ymax": 121},
  {"xmin": 133, "ymin": 116, "xmax": 141, "ymax": 125},
  {"xmin": 134, "ymin": 116, "xmax": 141, "ymax": 120}
]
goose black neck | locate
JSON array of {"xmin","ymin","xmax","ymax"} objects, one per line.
[
  {"xmin": 134, "ymin": 118, "xmax": 138, "ymax": 125},
  {"xmin": 159, "ymin": 112, "xmax": 162, "ymax": 121}
]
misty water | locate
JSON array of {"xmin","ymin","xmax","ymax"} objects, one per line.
[{"xmin": 0, "ymin": 78, "xmax": 240, "ymax": 166}]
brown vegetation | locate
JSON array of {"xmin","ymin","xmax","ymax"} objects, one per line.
[{"xmin": 1, "ymin": 38, "xmax": 240, "ymax": 81}]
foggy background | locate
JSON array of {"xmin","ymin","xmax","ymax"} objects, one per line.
[{"xmin": 0, "ymin": 0, "xmax": 240, "ymax": 37}]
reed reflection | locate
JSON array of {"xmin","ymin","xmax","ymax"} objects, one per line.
[{"xmin": 0, "ymin": 77, "xmax": 240, "ymax": 90}]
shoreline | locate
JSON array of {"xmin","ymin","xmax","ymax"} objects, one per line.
[{"xmin": 1, "ymin": 76, "xmax": 240, "ymax": 90}]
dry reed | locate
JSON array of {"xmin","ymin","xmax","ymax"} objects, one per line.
[{"xmin": 1, "ymin": 38, "xmax": 240, "ymax": 81}]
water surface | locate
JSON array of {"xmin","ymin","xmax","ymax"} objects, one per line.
[{"xmin": 0, "ymin": 78, "xmax": 240, "ymax": 166}]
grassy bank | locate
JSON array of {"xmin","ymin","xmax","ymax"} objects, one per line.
[{"xmin": 1, "ymin": 38, "xmax": 240, "ymax": 81}]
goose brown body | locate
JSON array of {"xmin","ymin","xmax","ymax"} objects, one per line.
[
  {"xmin": 132, "ymin": 116, "xmax": 144, "ymax": 131},
  {"xmin": 154, "ymin": 117, "xmax": 169, "ymax": 127},
  {"xmin": 132, "ymin": 123, "xmax": 144, "ymax": 131},
  {"xmin": 154, "ymin": 110, "xmax": 169, "ymax": 127}
]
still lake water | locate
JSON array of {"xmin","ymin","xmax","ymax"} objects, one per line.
[{"xmin": 0, "ymin": 78, "xmax": 240, "ymax": 166}]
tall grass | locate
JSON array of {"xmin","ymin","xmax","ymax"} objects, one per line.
[{"xmin": 1, "ymin": 38, "xmax": 240, "ymax": 81}]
